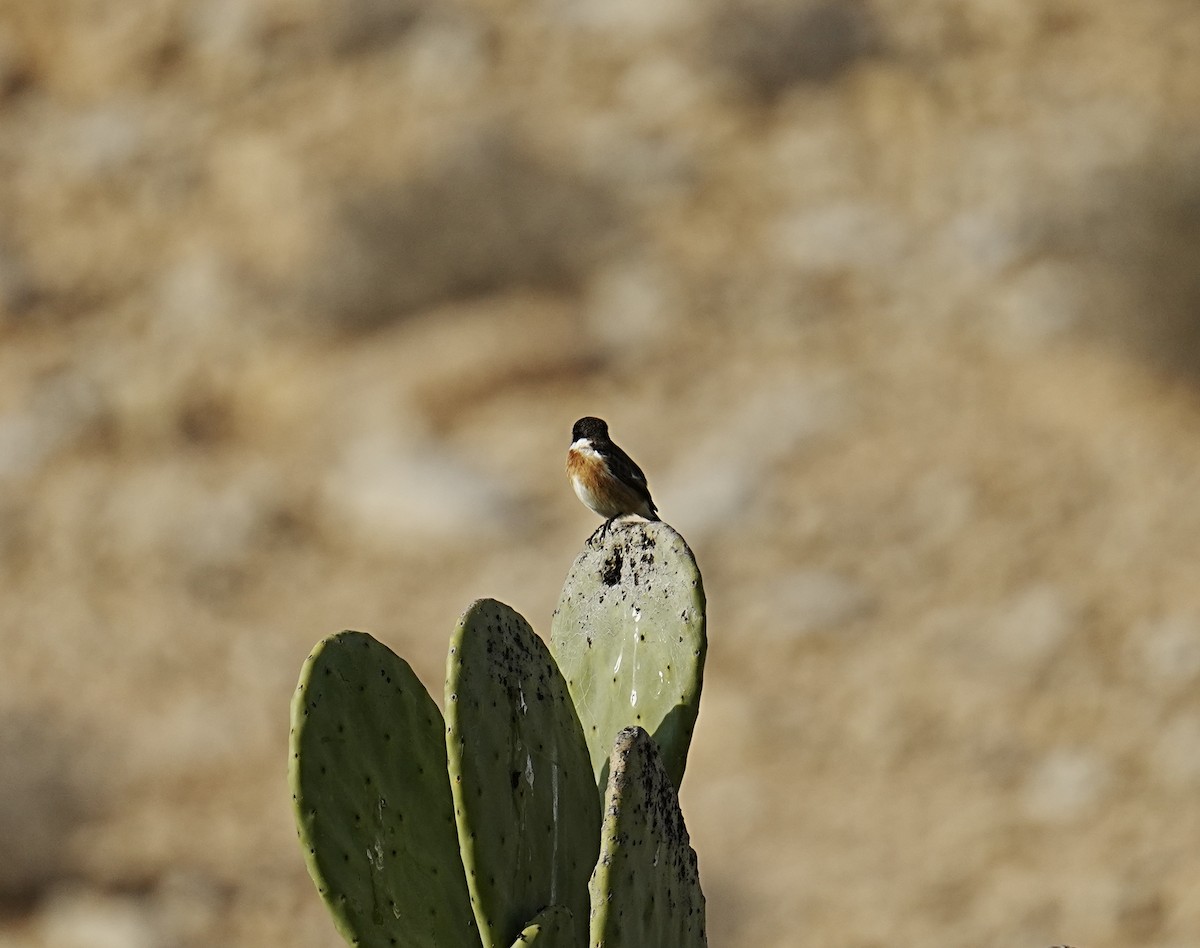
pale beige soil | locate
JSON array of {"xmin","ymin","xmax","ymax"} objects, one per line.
[{"xmin": 2, "ymin": 1, "xmax": 1200, "ymax": 946}]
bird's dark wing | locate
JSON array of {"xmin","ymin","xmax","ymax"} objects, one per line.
[
  {"xmin": 602, "ymin": 442, "xmax": 658, "ymax": 515},
  {"xmin": 604, "ymin": 442, "xmax": 648, "ymax": 486}
]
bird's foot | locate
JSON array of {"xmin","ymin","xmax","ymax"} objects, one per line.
[{"xmin": 588, "ymin": 518, "xmax": 617, "ymax": 546}]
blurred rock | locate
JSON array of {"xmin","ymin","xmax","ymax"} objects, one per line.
[
  {"xmin": 772, "ymin": 199, "xmax": 910, "ymax": 273},
  {"xmin": 991, "ymin": 260, "xmax": 1086, "ymax": 351},
  {"xmin": 616, "ymin": 55, "xmax": 707, "ymax": 126},
  {"xmin": 1153, "ymin": 713, "xmax": 1200, "ymax": 789},
  {"xmin": 989, "ymin": 585, "xmax": 1076, "ymax": 669},
  {"xmin": 321, "ymin": 430, "xmax": 518, "ymax": 548},
  {"xmin": 1041, "ymin": 155, "xmax": 1200, "ymax": 378},
  {"xmin": 572, "ymin": 116, "xmax": 696, "ymax": 202},
  {"xmin": 208, "ymin": 134, "xmax": 325, "ymax": 291},
  {"xmin": 85, "ymin": 460, "xmax": 280, "ymax": 607},
  {"xmin": 747, "ymin": 569, "xmax": 875, "ymax": 639},
  {"xmin": 662, "ymin": 379, "xmax": 844, "ymax": 532},
  {"xmin": 0, "ymin": 414, "xmax": 46, "ymax": 486},
  {"xmin": 34, "ymin": 887, "xmax": 156, "ymax": 948},
  {"xmin": 711, "ymin": 0, "xmax": 882, "ymax": 102},
  {"xmin": 1020, "ymin": 749, "xmax": 1111, "ymax": 824},
  {"xmin": 0, "ymin": 24, "xmax": 33, "ymax": 101},
  {"xmin": 156, "ymin": 250, "xmax": 239, "ymax": 339},
  {"xmin": 544, "ymin": 0, "xmax": 697, "ymax": 38},
  {"xmin": 329, "ymin": 0, "xmax": 424, "ymax": 56},
  {"xmin": 906, "ymin": 470, "xmax": 976, "ymax": 544},
  {"xmin": 929, "ymin": 209, "xmax": 1027, "ymax": 284},
  {"xmin": 0, "ymin": 368, "xmax": 111, "ymax": 485},
  {"xmin": 184, "ymin": 0, "xmax": 260, "ymax": 57},
  {"xmin": 932, "ymin": 587, "xmax": 1077, "ymax": 687},
  {"xmin": 402, "ymin": 14, "xmax": 491, "ymax": 101},
  {"xmin": 57, "ymin": 106, "xmax": 146, "ymax": 181},
  {"xmin": 153, "ymin": 870, "xmax": 229, "ymax": 944},
  {"xmin": 23, "ymin": 4, "xmax": 177, "ymax": 94},
  {"xmin": 1129, "ymin": 613, "xmax": 1200, "ymax": 689},
  {"xmin": 584, "ymin": 257, "xmax": 682, "ymax": 353},
  {"xmin": 185, "ymin": 0, "xmax": 425, "ymax": 75},
  {"xmin": 310, "ymin": 131, "xmax": 624, "ymax": 330},
  {"xmin": 0, "ymin": 715, "xmax": 92, "ymax": 905},
  {"xmin": 0, "ymin": 246, "xmax": 39, "ymax": 323}
]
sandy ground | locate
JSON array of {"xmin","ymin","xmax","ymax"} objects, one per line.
[{"xmin": 3, "ymin": 1, "xmax": 1200, "ymax": 945}]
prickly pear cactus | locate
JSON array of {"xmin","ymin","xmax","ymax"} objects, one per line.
[
  {"xmin": 550, "ymin": 520, "xmax": 706, "ymax": 791},
  {"xmin": 589, "ymin": 726, "xmax": 707, "ymax": 948},
  {"xmin": 508, "ymin": 906, "xmax": 576, "ymax": 946},
  {"xmin": 445, "ymin": 599, "xmax": 601, "ymax": 948},
  {"xmin": 289, "ymin": 631, "xmax": 479, "ymax": 948}
]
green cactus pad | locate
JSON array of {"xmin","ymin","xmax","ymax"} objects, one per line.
[
  {"xmin": 289, "ymin": 631, "xmax": 479, "ymax": 948},
  {"xmin": 550, "ymin": 520, "xmax": 706, "ymax": 792},
  {"xmin": 589, "ymin": 727, "xmax": 707, "ymax": 948},
  {"xmin": 445, "ymin": 599, "xmax": 601, "ymax": 948},
  {"xmin": 508, "ymin": 906, "xmax": 576, "ymax": 946}
]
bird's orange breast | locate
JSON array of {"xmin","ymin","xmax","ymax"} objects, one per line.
[{"xmin": 566, "ymin": 446, "xmax": 602, "ymax": 488}]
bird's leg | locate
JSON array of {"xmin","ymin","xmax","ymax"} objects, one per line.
[{"xmin": 589, "ymin": 517, "xmax": 616, "ymax": 546}]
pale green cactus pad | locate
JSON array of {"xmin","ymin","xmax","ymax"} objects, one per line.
[
  {"xmin": 550, "ymin": 520, "xmax": 706, "ymax": 791},
  {"xmin": 508, "ymin": 906, "xmax": 576, "ymax": 946},
  {"xmin": 445, "ymin": 599, "xmax": 601, "ymax": 948},
  {"xmin": 289, "ymin": 631, "xmax": 479, "ymax": 948},
  {"xmin": 589, "ymin": 727, "xmax": 707, "ymax": 948}
]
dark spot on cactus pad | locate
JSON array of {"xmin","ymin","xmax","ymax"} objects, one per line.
[{"xmin": 601, "ymin": 547, "xmax": 623, "ymax": 586}]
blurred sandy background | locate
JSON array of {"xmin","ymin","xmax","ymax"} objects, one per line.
[{"xmin": 2, "ymin": 1, "xmax": 1200, "ymax": 946}]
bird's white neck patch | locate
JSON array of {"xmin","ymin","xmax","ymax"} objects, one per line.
[{"xmin": 570, "ymin": 438, "xmax": 601, "ymax": 458}]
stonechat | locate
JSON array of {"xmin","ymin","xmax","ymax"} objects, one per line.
[{"xmin": 567, "ymin": 416, "xmax": 659, "ymax": 526}]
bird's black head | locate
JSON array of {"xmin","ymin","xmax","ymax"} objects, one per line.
[{"xmin": 571, "ymin": 416, "xmax": 609, "ymax": 443}]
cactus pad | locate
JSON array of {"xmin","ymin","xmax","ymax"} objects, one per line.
[
  {"xmin": 508, "ymin": 906, "xmax": 576, "ymax": 946},
  {"xmin": 551, "ymin": 520, "xmax": 706, "ymax": 791},
  {"xmin": 589, "ymin": 727, "xmax": 707, "ymax": 948},
  {"xmin": 445, "ymin": 599, "xmax": 601, "ymax": 948},
  {"xmin": 289, "ymin": 631, "xmax": 479, "ymax": 948}
]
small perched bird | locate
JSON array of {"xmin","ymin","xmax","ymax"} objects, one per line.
[{"xmin": 567, "ymin": 416, "xmax": 659, "ymax": 526}]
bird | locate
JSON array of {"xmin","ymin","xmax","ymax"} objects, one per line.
[{"xmin": 566, "ymin": 417, "xmax": 659, "ymax": 534}]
